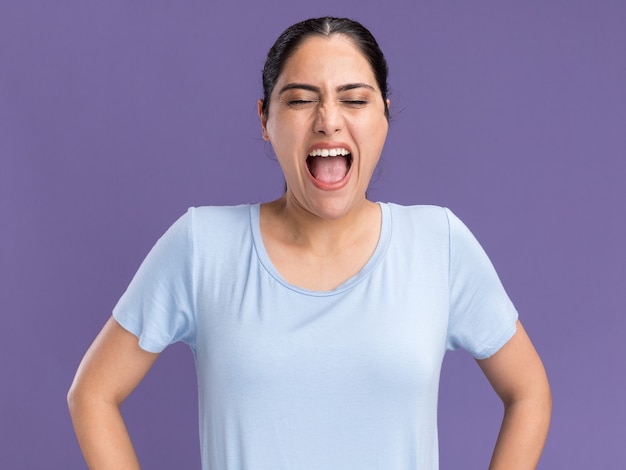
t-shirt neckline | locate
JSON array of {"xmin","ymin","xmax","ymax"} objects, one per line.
[{"xmin": 250, "ymin": 202, "xmax": 391, "ymax": 297}]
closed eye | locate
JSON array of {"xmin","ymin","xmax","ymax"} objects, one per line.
[
  {"xmin": 341, "ymin": 100, "xmax": 368, "ymax": 106},
  {"xmin": 287, "ymin": 99, "xmax": 317, "ymax": 107}
]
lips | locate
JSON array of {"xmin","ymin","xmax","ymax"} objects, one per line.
[{"xmin": 306, "ymin": 147, "xmax": 353, "ymax": 185}]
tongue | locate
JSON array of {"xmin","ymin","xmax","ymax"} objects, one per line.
[{"xmin": 308, "ymin": 156, "xmax": 348, "ymax": 183}]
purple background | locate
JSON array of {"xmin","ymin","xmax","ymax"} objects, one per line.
[{"xmin": 1, "ymin": 1, "xmax": 624, "ymax": 468}]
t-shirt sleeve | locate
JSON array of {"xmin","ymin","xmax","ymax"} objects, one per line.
[
  {"xmin": 445, "ymin": 208, "xmax": 518, "ymax": 359},
  {"xmin": 113, "ymin": 208, "xmax": 197, "ymax": 353}
]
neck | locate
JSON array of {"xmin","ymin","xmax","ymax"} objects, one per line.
[{"xmin": 262, "ymin": 194, "xmax": 379, "ymax": 256}]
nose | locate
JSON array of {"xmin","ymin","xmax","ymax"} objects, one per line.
[{"xmin": 313, "ymin": 101, "xmax": 343, "ymax": 135}]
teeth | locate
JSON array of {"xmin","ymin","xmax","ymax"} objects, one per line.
[{"xmin": 308, "ymin": 148, "xmax": 350, "ymax": 157}]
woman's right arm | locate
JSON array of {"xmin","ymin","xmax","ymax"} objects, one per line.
[{"xmin": 67, "ymin": 316, "xmax": 160, "ymax": 469}]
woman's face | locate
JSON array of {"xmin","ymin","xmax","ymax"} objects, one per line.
[{"xmin": 259, "ymin": 34, "xmax": 389, "ymax": 220}]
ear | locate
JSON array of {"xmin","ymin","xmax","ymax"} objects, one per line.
[{"xmin": 257, "ymin": 99, "xmax": 269, "ymax": 141}]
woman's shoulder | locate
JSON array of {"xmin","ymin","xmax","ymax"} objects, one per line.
[
  {"xmin": 184, "ymin": 203, "xmax": 256, "ymax": 225},
  {"xmin": 171, "ymin": 204, "xmax": 257, "ymax": 242},
  {"xmin": 381, "ymin": 202, "xmax": 469, "ymax": 242},
  {"xmin": 190, "ymin": 203, "xmax": 255, "ymax": 216},
  {"xmin": 382, "ymin": 202, "xmax": 453, "ymax": 223}
]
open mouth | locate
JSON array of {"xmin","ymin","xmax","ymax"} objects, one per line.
[{"xmin": 306, "ymin": 148, "xmax": 353, "ymax": 184}]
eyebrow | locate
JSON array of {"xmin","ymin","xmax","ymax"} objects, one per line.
[{"xmin": 278, "ymin": 82, "xmax": 376, "ymax": 95}]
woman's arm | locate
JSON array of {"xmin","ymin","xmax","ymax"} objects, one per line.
[
  {"xmin": 477, "ymin": 320, "xmax": 552, "ymax": 470},
  {"xmin": 67, "ymin": 316, "xmax": 160, "ymax": 469}
]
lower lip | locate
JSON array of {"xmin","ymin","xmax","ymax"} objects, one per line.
[{"xmin": 306, "ymin": 163, "xmax": 353, "ymax": 191}]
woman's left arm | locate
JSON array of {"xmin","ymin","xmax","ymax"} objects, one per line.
[{"xmin": 477, "ymin": 320, "xmax": 552, "ymax": 470}]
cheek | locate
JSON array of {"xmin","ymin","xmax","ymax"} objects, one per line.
[
  {"xmin": 268, "ymin": 120, "xmax": 308, "ymax": 155},
  {"xmin": 371, "ymin": 116, "xmax": 389, "ymax": 146},
  {"xmin": 266, "ymin": 124, "xmax": 303, "ymax": 174},
  {"xmin": 354, "ymin": 117, "xmax": 388, "ymax": 152}
]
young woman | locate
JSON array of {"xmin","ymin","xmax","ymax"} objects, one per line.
[{"xmin": 68, "ymin": 17, "xmax": 551, "ymax": 470}]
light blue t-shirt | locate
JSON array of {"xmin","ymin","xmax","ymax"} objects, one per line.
[{"xmin": 113, "ymin": 203, "xmax": 518, "ymax": 470}]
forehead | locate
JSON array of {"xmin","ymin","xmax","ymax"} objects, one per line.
[{"xmin": 276, "ymin": 34, "xmax": 377, "ymax": 90}]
